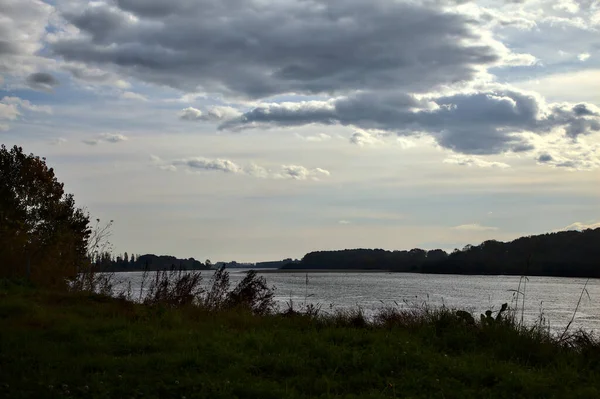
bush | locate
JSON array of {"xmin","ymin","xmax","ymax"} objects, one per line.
[
  {"xmin": 226, "ymin": 270, "xmax": 276, "ymax": 315},
  {"xmin": 139, "ymin": 267, "xmax": 276, "ymax": 315}
]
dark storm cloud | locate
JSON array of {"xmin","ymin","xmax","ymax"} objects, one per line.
[
  {"xmin": 115, "ymin": 0, "xmax": 198, "ymax": 17},
  {"xmin": 543, "ymin": 103, "xmax": 600, "ymax": 139},
  {"xmin": 0, "ymin": 40, "xmax": 19, "ymax": 56},
  {"xmin": 222, "ymin": 90, "xmax": 600, "ymax": 154},
  {"xmin": 26, "ymin": 72, "xmax": 59, "ymax": 92},
  {"xmin": 52, "ymin": 0, "xmax": 499, "ymax": 98}
]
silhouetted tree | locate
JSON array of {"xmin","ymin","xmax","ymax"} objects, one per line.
[
  {"xmin": 0, "ymin": 145, "xmax": 90, "ymax": 287},
  {"xmin": 288, "ymin": 228, "xmax": 600, "ymax": 277}
]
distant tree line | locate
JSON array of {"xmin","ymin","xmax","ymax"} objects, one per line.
[
  {"xmin": 93, "ymin": 253, "xmax": 210, "ymax": 272},
  {"xmin": 287, "ymin": 228, "xmax": 600, "ymax": 278},
  {"xmin": 97, "ymin": 256, "xmax": 301, "ymax": 272}
]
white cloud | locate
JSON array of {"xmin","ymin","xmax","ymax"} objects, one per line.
[
  {"xmin": 350, "ymin": 129, "xmax": 387, "ymax": 146},
  {"xmin": 563, "ymin": 221, "xmax": 600, "ymax": 231},
  {"xmin": 121, "ymin": 91, "xmax": 148, "ymax": 101},
  {"xmin": 83, "ymin": 133, "xmax": 129, "ymax": 145},
  {"xmin": 154, "ymin": 156, "xmax": 330, "ymax": 181},
  {"xmin": 173, "ymin": 157, "xmax": 244, "ymax": 174},
  {"xmin": 515, "ymin": 69, "xmax": 600, "ymax": 104},
  {"xmin": 396, "ymin": 137, "xmax": 417, "ymax": 149},
  {"xmin": 62, "ymin": 63, "xmax": 131, "ymax": 89},
  {"xmin": 453, "ymin": 224, "xmax": 499, "ymax": 231},
  {"xmin": 553, "ymin": 0, "xmax": 580, "ymax": 14},
  {"xmin": 164, "ymin": 93, "xmax": 207, "ymax": 104},
  {"xmin": 49, "ymin": 137, "xmax": 67, "ymax": 145},
  {"xmin": 578, "ymin": 53, "xmax": 591, "ymax": 61},
  {"xmin": 0, "ymin": 103, "xmax": 20, "ymax": 121},
  {"xmin": 179, "ymin": 106, "xmax": 242, "ymax": 122},
  {"xmin": 100, "ymin": 133, "xmax": 128, "ymax": 143},
  {"xmin": 338, "ymin": 220, "xmax": 351, "ymax": 225},
  {"xmin": 528, "ymin": 131, "xmax": 600, "ymax": 171},
  {"xmin": 179, "ymin": 107, "xmax": 203, "ymax": 120},
  {"xmin": 0, "ymin": 96, "xmax": 52, "ymax": 130},
  {"xmin": 1, "ymin": 96, "xmax": 52, "ymax": 114},
  {"xmin": 0, "ymin": 0, "xmax": 55, "ymax": 76},
  {"xmin": 296, "ymin": 133, "xmax": 332, "ymax": 142},
  {"xmin": 443, "ymin": 155, "xmax": 511, "ymax": 168},
  {"xmin": 280, "ymin": 165, "xmax": 331, "ymax": 181}
]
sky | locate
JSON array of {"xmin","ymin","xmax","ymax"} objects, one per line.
[{"xmin": 1, "ymin": 0, "xmax": 599, "ymax": 262}]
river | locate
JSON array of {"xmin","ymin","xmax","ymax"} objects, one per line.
[{"xmin": 113, "ymin": 270, "xmax": 600, "ymax": 335}]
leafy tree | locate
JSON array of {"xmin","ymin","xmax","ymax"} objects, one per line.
[
  {"xmin": 0, "ymin": 145, "xmax": 90, "ymax": 287},
  {"xmin": 291, "ymin": 228, "xmax": 600, "ymax": 277}
]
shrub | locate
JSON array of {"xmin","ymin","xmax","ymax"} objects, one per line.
[
  {"xmin": 136, "ymin": 267, "xmax": 276, "ymax": 315},
  {"xmin": 143, "ymin": 269, "xmax": 204, "ymax": 308},
  {"xmin": 226, "ymin": 270, "xmax": 276, "ymax": 315}
]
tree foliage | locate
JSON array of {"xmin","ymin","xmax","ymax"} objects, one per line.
[
  {"xmin": 0, "ymin": 145, "xmax": 90, "ymax": 287},
  {"xmin": 290, "ymin": 228, "xmax": 600, "ymax": 277}
]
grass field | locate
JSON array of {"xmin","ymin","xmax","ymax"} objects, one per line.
[{"xmin": 1, "ymin": 279, "xmax": 600, "ymax": 399}]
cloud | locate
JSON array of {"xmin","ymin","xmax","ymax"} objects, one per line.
[
  {"xmin": 121, "ymin": 91, "xmax": 148, "ymax": 101},
  {"xmin": 296, "ymin": 133, "xmax": 332, "ymax": 142},
  {"xmin": 26, "ymin": 72, "xmax": 59, "ymax": 92},
  {"xmin": 0, "ymin": 0, "xmax": 55, "ymax": 76},
  {"xmin": 0, "ymin": 124, "xmax": 9, "ymax": 132},
  {"xmin": 49, "ymin": 0, "xmax": 515, "ymax": 98},
  {"xmin": 63, "ymin": 63, "xmax": 131, "ymax": 89},
  {"xmin": 0, "ymin": 96, "xmax": 52, "ymax": 130},
  {"xmin": 1, "ymin": 96, "xmax": 52, "ymax": 114},
  {"xmin": 452, "ymin": 224, "xmax": 499, "ymax": 231},
  {"xmin": 443, "ymin": 155, "xmax": 511, "ymax": 168},
  {"xmin": 24, "ymin": 0, "xmax": 595, "ymax": 170},
  {"xmin": 563, "ymin": 221, "xmax": 600, "ymax": 231},
  {"xmin": 178, "ymin": 107, "xmax": 202, "ymax": 121},
  {"xmin": 281, "ymin": 165, "xmax": 330, "ymax": 180},
  {"xmin": 530, "ymin": 130, "xmax": 600, "ymax": 170},
  {"xmin": 0, "ymin": 103, "xmax": 20, "ymax": 121},
  {"xmin": 83, "ymin": 133, "xmax": 129, "ymax": 145},
  {"xmin": 153, "ymin": 155, "xmax": 330, "ymax": 181},
  {"xmin": 350, "ymin": 129, "xmax": 387, "ymax": 146},
  {"xmin": 537, "ymin": 153, "xmax": 554, "ymax": 163},
  {"xmin": 49, "ymin": 137, "xmax": 67, "ymax": 145},
  {"xmin": 172, "ymin": 158, "xmax": 243, "ymax": 174},
  {"xmin": 577, "ymin": 53, "xmax": 591, "ymax": 61},
  {"xmin": 338, "ymin": 220, "xmax": 351, "ymax": 225},
  {"xmin": 396, "ymin": 137, "xmax": 417, "ymax": 149},
  {"xmin": 100, "ymin": 133, "xmax": 128, "ymax": 143},
  {"xmin": 222, "ymin": 88, "xmax": 600, "ymax": 156},
  {"xmin": 179, "ymin": 106, "xmax": 242, "ymax": 122}
]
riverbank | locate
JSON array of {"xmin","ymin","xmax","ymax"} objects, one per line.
[{"xmin": 2, "ymin": 281, "xmax": 600, "ymax": 398}]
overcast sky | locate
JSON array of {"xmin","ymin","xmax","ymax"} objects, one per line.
[{"xmin": 1, "ymin": 0, "xmax": 599, "ymax": 262}]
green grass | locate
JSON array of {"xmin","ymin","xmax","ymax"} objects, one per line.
[{"xmin": 1, "ymin": 281, "xmax": 600, "ymax": 399}]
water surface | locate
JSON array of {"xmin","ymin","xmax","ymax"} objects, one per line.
[{"xmin": 115, "ymin": 270, "xmax": 600, "ymax": 335}]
